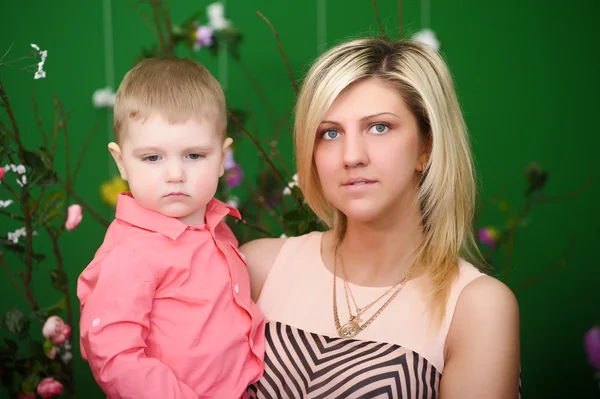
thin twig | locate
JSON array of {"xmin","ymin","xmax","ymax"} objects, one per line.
[
  {"xmin": 151, "ymin": 0, "xmax": 167, "ymax": 54},
  {"xmin": 127, "ymin": 3, "xmax": 161, "ymax": 40},
  {"xmin": 370, "ymin": 0, "xmax": 386, "ymax": 36},
  {"xmin": 1, "ymin": 180, "xmax": 22, "ymax": 201},
  {"xmin": 0, "ymin": 42, "xmax": 15, "ymax": 65},
  {"xmin": 0, "ymin": 209, "xmax": 24, "ymax": 221},
  {"xmin": 57, "ymin": 99, "xmax": 72, "ymax": 225},
  {"xmin": 236, "ymin": 218, "xmax": 276, "ymax": 238},
  {"xmin": 536, "ymin": 176, "xmax": 593, "ymax": 204},
  {"xmin": 0, "ymin": 252, "xmax": 33, "ymax": 308},
  {"xmin": 514, "ymin": 236, "xmax": 575, "ymax": 294},
  {"xmin": 57, "ymin": 176, "xmax": 111, "ymax": 227},
  {"xmin": 227, "ymin": 109, "xmax": 289, "ymax": 188},
  {"xmin": 0, "ymin": 78, "xmax": 25, "ymax": 165},
  {"xmin": 256, "ymin": 11, "xmax": 298, "ymax": 96},
  {"xmin": 72, "ymin": 123, "xmax": 100, "ymax": 185},
  {"xmin": 162, "ymin": 0, "xmax": 174, "ymax": 54},
  {"xmin": 398, "ymin": 0, "xmax": 403, "ymax": 39}
]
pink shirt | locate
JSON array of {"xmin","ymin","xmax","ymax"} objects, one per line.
[{"xmin": 77, "ymin": 193, "xmax": 265, "ymax": 399}]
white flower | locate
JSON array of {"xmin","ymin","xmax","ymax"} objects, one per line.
[
  {"xmin": 282, "ymin": 173, "xmax": 299, "ymax": 196},
  {"xmin": 280, "ymin": 233, "xmax": 287, "ymax": 238},
  {"xmin": 60, "ymin": 349, "xmax": 73, "ymax": 364},
  {"xmin": 207, "ymin": 2, "xmax": 231, "ymax": 30},
  {"xmin": 412, "ymin": 29, "xmax": 440, "ymax": 51},
  {"xmin": 16, "ymin": 174, "xmax": 27, "ymax": 187},
  {"xmin": 30, "ymin": 43, "xmax": 47, "ymax": 80},
  {"xmin": 92, "ymin": 87, "xmax": 116, "ymax": 108},
  {"xmin": 0, "ymin": 200, "xmax": 13, "ymax": 208},
  {"xmin": 226, "ymin": 196, "xmax": 239, "ymax": 209},
  {"xmin": 7, "ymin": 227, "xmax": 38, "ymax": 243}
]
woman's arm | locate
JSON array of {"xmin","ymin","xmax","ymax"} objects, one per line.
[
  {"xmin": 240, "ymin": 237, "xmax": 287, "ymax": 302},
  {"xmin": 440, "ymin": 275, "xmax": 520, "ymax": 399}
]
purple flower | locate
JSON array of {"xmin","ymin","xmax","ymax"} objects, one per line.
[
  {"xmin": 478, "ymin": 226, "xmax": 499, "ymax": 247},
  {"xmin": 225, "ymin": 164, "xmax": 243, "ymax": 188},
  {"xmin": 585, "ymin": 326, "xmax": 600, "ymax": 371},
  {"xmin": 194, "ymin": 26, "xmax": 214, "ymax": 50},
  {"xmin": 224, "ymin": 149, "xmax": 236, "ymax": 171}
]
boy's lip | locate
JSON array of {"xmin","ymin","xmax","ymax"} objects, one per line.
[{"xmin": 165, "ymin": 192, "xmax": 189, "ymax": 197}]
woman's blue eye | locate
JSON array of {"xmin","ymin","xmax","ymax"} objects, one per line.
[
  {"xmin": 322, "ymin": 130, "xmax": 339, "ymax": 140},
  {"xmin": 371, "ymin": 124, "xmax": 389, "ymax": 134}
]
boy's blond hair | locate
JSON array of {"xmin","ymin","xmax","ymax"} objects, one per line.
[{"xmin": 113, "ymin": 57, "xmax": 227, "ymax": 142}]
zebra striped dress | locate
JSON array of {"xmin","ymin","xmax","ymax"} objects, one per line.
[{"xmin": 246, "ymin": 232, "xmax": 492, "ymax": 398}]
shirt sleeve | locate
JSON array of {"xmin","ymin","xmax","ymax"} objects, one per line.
[{"xmin": 79, "ymin": 246, "xmax": 198, "ymax": 399}]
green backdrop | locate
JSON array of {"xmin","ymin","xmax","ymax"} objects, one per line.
[{"xmin": 1, "ymin": 0, "xmax": 599, "ymax": 397}]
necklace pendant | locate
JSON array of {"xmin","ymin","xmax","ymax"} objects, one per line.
[{"xmin": 338, "ymin": 319, "xmax": 361, "ymax": 338}]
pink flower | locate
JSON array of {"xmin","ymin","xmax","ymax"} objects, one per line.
[
  {"xmin": 42, "ymin": 316, "xmax": 71, "ymax": 345},
  {"xmin": 18, "ymin": 393, "xmax": 36, "ymax": 399},
  {"xmin": 585, "ymin": 326, "xmax": 600, "ymax": 371},
  {"xmin": 225, "ymin": 164, "xmax": 243, "ymax": 188},
  {"xmin": 65, "ymin": 204, "xmax": 82, "ymax": 231},
  {"xmin": 0, "ymin": 167, "xmax": 5, "ymax": 181},
  {"xmin": 194, "ymin": 25, "xmax": 213, "ymax": 50},
  {"xmin": 36, "ymin": 378, "xmax": 63, "ymax": 398},
  {"xmin": 478, "ymin": 226, "xmax": 499, "ymax": 247}
]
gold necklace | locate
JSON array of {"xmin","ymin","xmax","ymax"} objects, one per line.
[{"xmin": 333, "ymin": 242, "xmax": 415, "ymax": 338}]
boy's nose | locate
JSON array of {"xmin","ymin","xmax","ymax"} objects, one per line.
[{"xmin": 166, "ymin": 162, "xmax": 184, "ymax": 182}]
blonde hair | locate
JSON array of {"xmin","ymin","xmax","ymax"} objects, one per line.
[
  {"xmin": 113, "ymin": 57, "xmax": 226, "ymax": 142},
  {"xmin": 294, "ymin": 37, "xmax": 483, "ymax": 323}
]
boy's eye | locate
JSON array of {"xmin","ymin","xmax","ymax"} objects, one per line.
[
  {"xmin": 188, "ymin": 153, "xmax": 204, "ymax": 160},
  {"xmin": 144, "ymin": 155, "xmax": 160, "ymax": 162}
]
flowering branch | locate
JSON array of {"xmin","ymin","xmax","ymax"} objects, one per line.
[
  {"xmin": 227, "ymin": 109, "xmax": 289, "ymax": 188},
  {"xmin": 369, "ymin": 0, "xmax": 386, "ymax": 36},
  {"xmin": 256, "ymin": 11, "xmax": 298, "ymax": 96},
  {"xmin": 57, "ymin": 176, "xmax": 110, "ymax": 227}
]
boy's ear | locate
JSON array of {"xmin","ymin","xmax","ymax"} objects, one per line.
[
  {"xmin": 219, "ymin": 137, "xmax": 233, "ymax": 177},
  {"xmin": 108, "ymin": 142, "xmax": 127, "ymax": 181}
]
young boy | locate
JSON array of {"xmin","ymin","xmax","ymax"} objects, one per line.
[{"xmin": 77, "ymin": 58, "xmax": 264, "ymax": 399}]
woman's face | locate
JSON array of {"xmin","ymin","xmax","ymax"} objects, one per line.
[{"xmin": 313, "ymin": 78, "xmax": 428, "ymax": 225}]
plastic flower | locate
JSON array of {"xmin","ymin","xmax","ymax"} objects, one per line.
[
  {"xmin": 478, "ymin": 226, "xmax": 499, "ymax": 247},
  {"xmin": 42, "ymin": 316, "xmax": 71, "ymax": 345},
  {"xmin": 0, "ymin": 200, "xmax": 13, "ymax": 208},
  {"xmin": 93, "ymin": 87, "xmax": 116, "ymax": 108},
  {"xmin": 412, "ymin": 29, "xmax": 440, "ymax": 51},
  {"xmin": 585, "ymin": 326, "xmax": 600, "ymax": 371},
  {"xmin": 65, "ymin": 204, "xmax": 83, "ymax": 231},
  {"xmin": 207, "ymin": 2, "xmax": 230, "ymax": 30},
  {"xmin": 101, "ymin": 175, "xmax": 128, "ymax": 207},
  {"xmin": 225, "ymin": 164, "xmax": 243, "ymax": 188},
  {"xmin": 36, "ymin": 378, "xmax": 63, "ymax": 398},
  {"xmin": 30, "ymin": 43, "xmax": 47, "ymax": 80},
  {"xmin": 194, "ymin": 25, "xmax": 214, "ymax": 50},
  {"xmin": 0, "ymin": 167, "xmax": 5, "ymax": 181}
]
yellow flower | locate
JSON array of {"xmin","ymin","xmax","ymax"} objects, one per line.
[{"xmin": 100, "ymin": 176, "xmax": 128, "ymax": 207}]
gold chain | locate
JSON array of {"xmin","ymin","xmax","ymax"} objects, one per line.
[{"xmin": 333, "ymin": 241, "xmax": 415, "ymax": 338}]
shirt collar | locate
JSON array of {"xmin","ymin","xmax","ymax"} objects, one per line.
[{"xmin": 115, "ymin": 193, "xmax": 241, "ymax": 240}]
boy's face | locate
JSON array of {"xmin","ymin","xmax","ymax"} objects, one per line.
[{"xmin": 108, "ymin": 113, "xmax": 231, "ymax": 226}]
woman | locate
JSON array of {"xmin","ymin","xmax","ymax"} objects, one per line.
[{"xmin": 242, "ymin": 37, "xmax": 520, "ymax": 398}]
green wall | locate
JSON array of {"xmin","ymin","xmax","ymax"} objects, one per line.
[{"xmin": 1, "ymin": 0, "xmax": 599, "ymax": 397}]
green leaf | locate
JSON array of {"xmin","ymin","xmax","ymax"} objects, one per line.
[
  {"xmin": 33, "ymin": 191, "xmax": 65, "ymax": 227},
  {"xmin": 49, "ymin": 269, "xmax": 69, "ymax": 294},
  {"xmin": 36, "ymin": 297, "xmax": 67, "ymax": 320},
  {"xmin": 21, "ymin": 372, "xmax": 40, "ymax": 394},
  {"xmin": 0, "ymin": 238, "xmax": 46, "ymax": 262},
  {"xmin": 23, "ymin": 147, "xmax": 57, "ymax": 187},
  {"xmin": 2, "ymin": 308, "xmax": 30, "ymax": 340},
  {"xmin": 43, "ymin": 339, "xmax": 54, "ymax": 357}
]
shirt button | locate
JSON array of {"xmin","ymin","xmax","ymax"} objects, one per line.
[{"xmin": 234, "ymin": 284, "xmax": 240, "ymax": 294}]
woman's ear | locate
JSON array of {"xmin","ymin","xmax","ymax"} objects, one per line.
[
  {"xmin": 108, "ymin": 142, "xmax": 127, "ymax": 180},
  {"xmin": 417, "ymin": 135, "xmax": 432, "ymax": 172}
]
